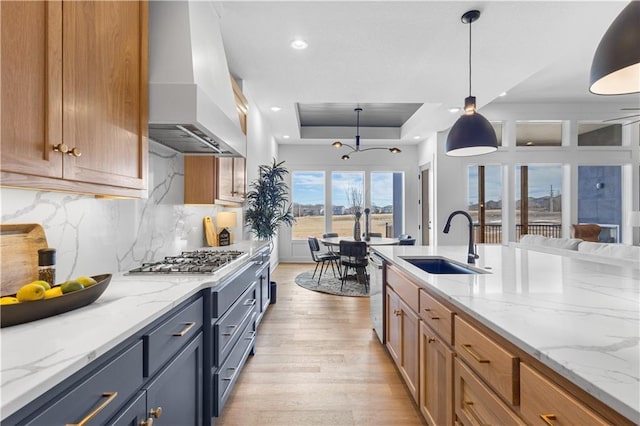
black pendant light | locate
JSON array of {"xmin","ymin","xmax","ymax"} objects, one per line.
[
  {"xmin": 589, "ymin": 1, "xmax": 640, "ymax": 95},
  {"xmin": 445, "ymin": 10, "xmax": 498, "ymax": 157},
  {"xmin": 332, "ymin": 107, "xmax": 401, "ymax": 160}
]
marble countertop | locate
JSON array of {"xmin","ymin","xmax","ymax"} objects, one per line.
[
  {"xmin": 0, "ymin": 240, "xmax": 269, "ymax": 419},
  {"xmin": 372, "ymin": 244, "xmax": 640, "ymax": 423}
]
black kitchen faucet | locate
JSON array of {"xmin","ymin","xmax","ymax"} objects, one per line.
[{"xmin": 443, "ymin": 210, "xmax": 479, "ymax": 265}]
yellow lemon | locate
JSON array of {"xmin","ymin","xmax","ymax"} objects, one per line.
[
  {"xmin": 16, "ymin": 283, "xmax": 46, "ymax": 302},
  {"xmin": 31, "ymin": 280, "xmax": 51, "ymax": 290},
  {"xmin": 61, "ymin": 280, "xmax": 84, "ymax": 294},
  {"xmin": 44, "ymin": 287, "xmax": 63, "ymax": 299},
  {"xmin": 76, "ymin": 276, "xmax": 97, "ymax": 288},
  {"xmin": 0, "ymin": 296, "xmax": 20, "ymax": 305}
]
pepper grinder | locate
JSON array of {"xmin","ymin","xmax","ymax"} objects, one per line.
[{"xmin": 38, "ymin": 248, "xmax": 56, "ymax": 286}]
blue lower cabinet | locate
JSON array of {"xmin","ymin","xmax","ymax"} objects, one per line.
[
  {"xmin": 145, "ymin": 332, "xmax": 204, "ymax": 426},
  {"xmin": 107, "ymin": 391, "xmax": 148, "ymax": 426},
  {"xmin": 21, "ymin": 341, "xmax": 144, "ymax": 426}
]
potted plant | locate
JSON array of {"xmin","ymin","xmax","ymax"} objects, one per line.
[{"xmin": 244, "ymin": 159, "xmax": 295, "ymax": 246}]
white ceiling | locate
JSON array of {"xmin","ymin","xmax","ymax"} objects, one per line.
[{"xmin": 218, "ymin": 1, "xmax": 640, "ymax": 146}]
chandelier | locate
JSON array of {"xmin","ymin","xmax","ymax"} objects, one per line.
[{"xmin": 331, "ymin": 107, "xmax": 401, "ymax": 160}]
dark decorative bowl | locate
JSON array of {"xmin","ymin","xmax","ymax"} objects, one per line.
[{"xmin": 1, "ymin": 274, "xmax": 111, "ymax": 328}]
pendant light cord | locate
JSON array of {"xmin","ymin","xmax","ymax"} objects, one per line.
[{"xmin": 468, "ymin": 18, "xmax": 472, "ymax": 97}]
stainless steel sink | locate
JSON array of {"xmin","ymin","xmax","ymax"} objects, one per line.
[{"xmin": 400, "ymin": 256, "xmax": 488, "ymax": 274}]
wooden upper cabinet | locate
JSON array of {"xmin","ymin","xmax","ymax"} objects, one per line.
[
  {"xmin": 184, "ymin": 156, "xmax": 216, "ymax": 204},
  {"xmin": 1, "ymin": 1, "xmax": 63, "ymax": 179},
  {"xmin": 0, "ymin": 1, "xmax": 148, "ymax": 197}
]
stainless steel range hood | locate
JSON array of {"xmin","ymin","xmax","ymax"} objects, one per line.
[{"xmin": 148, "ymin": 1, "xmax": 246, "ymax": 157}]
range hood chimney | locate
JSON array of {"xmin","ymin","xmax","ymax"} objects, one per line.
[{"xmin": 148, "ymin": 1, "xmax": 246, "ymax": 157}]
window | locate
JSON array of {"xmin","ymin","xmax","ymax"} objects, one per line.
[
  {"xmin": 516, "ymin": 121, "xmax": 562, "ymax": 147},
  {"xmin": 331, "ymin": 172, "xmax": 364, "ymax": 236},
  {"xmin": 577, "ymin": 122, "xmax": 622, "ymax": 146},
  {"xmin": 516, "ymin": 164, "xmax": 562, "ymax": 240},
  {"xmin": 291, "ymin": 171, "xmax": 325, "ymax": 239},
  {"xmin": 370, "ymin": 172, "xmax": 404, "ymax": 237},
  {"xmin": 468, "ymin": 165, "xmax": 502, "ymax": 243}
]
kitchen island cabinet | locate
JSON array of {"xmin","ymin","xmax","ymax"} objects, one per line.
[
  {"xmin": 373, "ymin": 244, "xmax": 639, "ymax": 425},
  {"xmin": 0, "ymin": 0, "xmax": 148, "ymax": 198}
]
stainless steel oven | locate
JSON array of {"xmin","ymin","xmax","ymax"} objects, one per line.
[{"xmin": 368, "ymin": 252, "xmax": 385, "ymax": 343}]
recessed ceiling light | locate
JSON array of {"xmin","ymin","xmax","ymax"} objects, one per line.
[
  {"xmin": 413, "ymin": 136, "xmax": 421, "ymax": 140},
  {"xmin": 282, "ymin": 135, "xmax": 290, "ymax": 139},
  {"xmin": 290, "ymin": 39, "xmax": 308, "ymax": 50},
  {"xmin": 526, "ymin": 141, "xmax": 534, "ymax": 146},
  {"xmin": 448, "ymin": 107, "xmax": 461, "ymax": 113},
  {"xmin": 499, "ymin": 91, "xmax": 507, "ymax": 97},
  {"xmin": 270, "ymin": 106, "xmax": 281, "ymax": 112}
]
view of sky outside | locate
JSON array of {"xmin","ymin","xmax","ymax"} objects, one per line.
[
  {"xmin": 371, "ymin": 172, "xmax": 394, "ymax": 207},
  {"xmin": 468, "ymin": 166, "xmax": 502, "ymax": 205},
  {"xmin": 331, "ymin": 172, "xmax": 364, "ymax": 207},
  {"xmin": 292, "ymin": 171, "xmax": 324, "ymax": 205},
  {"xmin": 516, "ymin": 164, "xmax": 563, "ymax": 199}
]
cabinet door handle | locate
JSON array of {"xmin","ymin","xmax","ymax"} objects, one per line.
[
  {"xmin": 244, "ymin": 298, "xmax": 256, "ymax": 307},
  {"xmin": 173, "ymin": 322, "xmax": 196, "ymax": 336},
  {"xmin": 149, "ymin": 406, "xmax": 163, "ymax": 419},
  {"xmin": 464, "ymin": 401, "xmax": 488, "ymax": 426},
  {"xmin": 139, "ymin": 418, "xmax": 153, "ymax": 426},
  {"xmin": 393, "ymin": 309, "xmax": 402, "ymax": 316},
  {"xmin": 245, "ymin": 330, "xmax": 256, "ymax": 340},
  {"xmin": 67, "ymin": 147, "xmax": 82, "ymax": 157},
  {"xmin": 429, "ymin": 315, "xmax": 440, "ymax": 320},
  {"xmin": 427, "ymin": 336, "xmax": 436, "ymax": 343},
  {"xmin": 540, "ymin": 414, "xmax": 558, "ymax": 426},
  {"xmin": 65, "ymin": 391, "xmax": 118, "ymax": 426},
  {"xmin": 53, "ymin": 143, "xmax": 69, "ymax": 153},
  {"xmin": 462, "ymin": 344, "xmax": 491, "ymax": 363}
]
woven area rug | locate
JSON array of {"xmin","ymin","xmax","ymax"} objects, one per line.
[{"xmin": 295, "ymin": 270, "xmax": 369, "ymax": 297}]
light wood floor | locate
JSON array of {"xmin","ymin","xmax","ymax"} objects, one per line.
[{"xmin": 216, "ymin": 263, "xmax": 426, "ymax": 426}]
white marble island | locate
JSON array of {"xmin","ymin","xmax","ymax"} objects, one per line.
[
  {"xmin": 0, "ymin": 241, "xmax": 269, "ymax": 421},
  {"xmin": 372, "ymin": 244, "xmax": 639, "ymax": 424}
]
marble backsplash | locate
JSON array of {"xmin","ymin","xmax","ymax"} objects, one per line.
[{"xmin": 0, "ymin": 141, "xmax": 243, "ymax": 282}]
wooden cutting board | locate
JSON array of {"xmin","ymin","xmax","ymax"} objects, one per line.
[
  {"xmin": 1, "ymin": 223, "xmax": 48, "ymax": 296},
  {"xmin": 203, "ymin": 216, "xmax": 217, "ymax": 246}
]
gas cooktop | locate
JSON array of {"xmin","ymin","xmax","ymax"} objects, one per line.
[{"xmin": 128, "ymin": 250, "xmax": 245, "ymax": 274}]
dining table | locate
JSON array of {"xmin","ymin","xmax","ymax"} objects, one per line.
[{"xmin": 319, "ymin": 236, "xmax": 400, "ymax": 247}]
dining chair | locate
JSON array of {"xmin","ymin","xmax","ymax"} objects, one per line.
[
  {"xmin": 339, "ymin": 240, "xmax": 369, "ymax": 292},
  {"xmin": 307, "ymin": 237, "xmax": 340, "ymax": 283},
  {"xmin": 398, "ymin": 234, "xmax": 416, "ymax": 245}
]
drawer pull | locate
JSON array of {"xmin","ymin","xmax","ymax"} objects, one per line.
[
  {"xmin": 222, "ymin": 367, "xmax": 237, "ymax": 381},
  {"xmin": 393, "ymin": 309, "xmax": 402, "ymax": 316},
  {"xmin": 245, "ymin": 330, "xmax": 256, "ymax": 340},
  {"xmin": 464, "ymin": 401, "xmax": 489, "ymax": 426},
  {"xmin": 149, "ymin": 406, "xmax": 163, "ymax": 419},
  {"xmin": 223, "ymin": 325, "xmax": 238, "ymax": 336},
  {"xmin": 244, "ymin": 298, "xmax": 257, "ymax": 306},
  {"xmin": 65, "ymin": 391, "xmax": 118, "ymax": 426},
  {"xmin": 139, "ymin": 419, "xmax": 153, "ymax": 426},
  {"xmin": 173, "ymin": 322, "xmax": 196, "ymax": 336},
  {"xmin": 427, "ymin": 336, "xmax": 436, "ymax": 343},
  {"xmin": 462, "ymin": 344, "xmax": 490, "ymax": 364},
  {"xmin": 540, "ymin": 414, "xmax": 557, "ymax": 426}
]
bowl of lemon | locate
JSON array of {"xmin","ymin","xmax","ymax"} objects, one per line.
[{"xmin": 0, "ymin": 274, "xmax": 111, "ymax": 327}]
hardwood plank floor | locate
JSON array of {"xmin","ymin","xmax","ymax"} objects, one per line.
[{"xmin": 217, "ymin": 263, "xmax": 426, "ymax": 426}]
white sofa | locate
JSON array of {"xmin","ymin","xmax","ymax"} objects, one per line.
[{"xmin": 515, "ymin": 235, "xmax": 640, "ymax": 264}]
